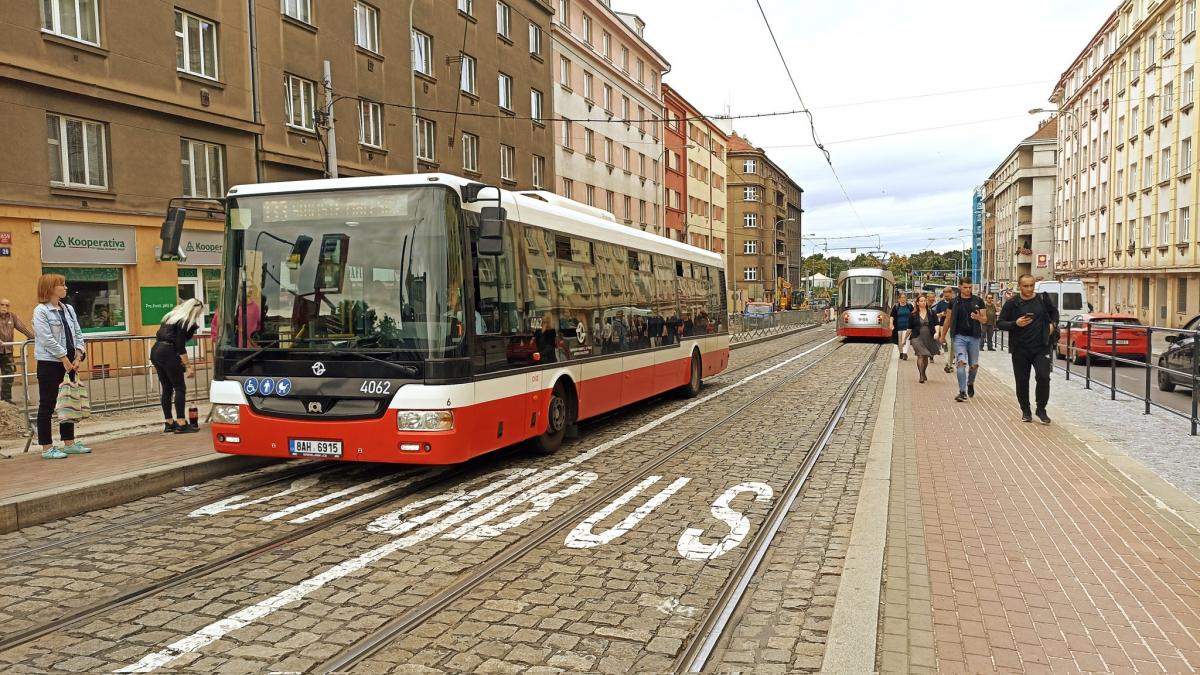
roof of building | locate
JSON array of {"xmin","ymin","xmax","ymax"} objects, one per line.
[
  {"xmin": 726, "ymin": 132, "xmax": 757, "ymax": 153},
  {"xmin": 1025, "ymin": 117, "xmax": 1059, "ymax": 143}
]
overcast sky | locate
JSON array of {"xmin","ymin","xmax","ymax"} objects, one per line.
[{"xmin": 617, "ymin": 0, "xmax": 1116, "ymax": 257}]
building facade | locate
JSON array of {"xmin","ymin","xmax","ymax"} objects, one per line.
[
  {"xmin": 1104, "ymin": 0, "xmax": 1200, "ymax": 325},
  {"xmin": 725, "ymin": 132, "xmax": 803, "ymax": 307},
  {"xmin": 662, "ymin": 85, "xmax": 728, "ymax": 254},
  {"xmin": 1049, "ymin": 11, "xmax": 1118, "ymax": 311},
  {"xmin": 661, "ymin": 85, "xmax": 689, "ymax": 241},
  {"xmin": 0, "ymin": 0, "xmax": 556, "ymax": 341},
  {"xmin": 983, "ymin": 119, "xmax": 1059, "ymax": 289},
  {"xmin": 549, "ymin": 0, "xmax": 668, "ymax": 234}
]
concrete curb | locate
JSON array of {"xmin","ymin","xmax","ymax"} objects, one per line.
[
  {"xmin": 0, "ymin": 453, "xmax": 277, "ymax": 534},
  {"xmin": 729, "ymin": 322, "xmax": 822, "ymax": 350},
  {"xmin": 822, "ymin": 346, "xmax": 899, "ymax": 673}
]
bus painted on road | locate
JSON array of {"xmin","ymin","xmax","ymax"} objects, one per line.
[{"xmin": 207, "ymin": 174, "xmax": 730, "ymax": 463}]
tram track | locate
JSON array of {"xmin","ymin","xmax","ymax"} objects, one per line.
[
  {"xmin": 0, "ymin": 328, "xmax": 836, "ymax": 658},
  {"xmin": 316, "ymin": 338, "xmax": 856, "ymax": 673}
]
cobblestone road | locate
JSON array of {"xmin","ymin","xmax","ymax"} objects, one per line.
[{"xmin": 0, "ymin": 328, "xmax": 890, "ymax": 673}]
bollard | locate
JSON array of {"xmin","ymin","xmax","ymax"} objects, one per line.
[
  {"xmin": 1110, "ymin": 324, "xmax": 1117, "ymax": 401},
  {"xmin": 1144, "ymin": 331, "xmax": 1153, "ymax": 415},
  {"xmin": 1085, "ymin": 321, "xmax": 1092, "ymax": 390},
  {"xmin": 1192, "ymin": 333, "xmax": 1199, "ymax": 436},
  {"xmin": 1064, "ymin": 320, "xmax": 1072, "ymax": 382}
]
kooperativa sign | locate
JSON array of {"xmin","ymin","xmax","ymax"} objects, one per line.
[
  {"xmin": 180, "ymin": 230, "xmax": 224, "ymax": 266},
  {"xmin": 40, "ymin": 222, "xmax": 137, "ymax": 264}
]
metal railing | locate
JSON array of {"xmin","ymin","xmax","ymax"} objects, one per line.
[
  {"xmin": 997, "ymin": 318, "xmax": 1200, "ymax": 435},
  {"xmin": 728, "ymin": 309, "xmax": 824, "ymax": 343},
  {"xmin": 4, "ymin": 335, "xmax": 216, "ymax": 451}
]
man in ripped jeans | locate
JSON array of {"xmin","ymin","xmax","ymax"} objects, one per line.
[{"xmin": 940, "ymin": 278, "xmax": 988, "ymax": 402}]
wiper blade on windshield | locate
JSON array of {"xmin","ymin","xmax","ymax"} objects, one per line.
[
  {"xmin": 232, "ymin": 342, "xmax": 282, "ymax": 373},
  {"xmin": 319, "ymin": 350, "xmax": 420, "ymax": 377}
]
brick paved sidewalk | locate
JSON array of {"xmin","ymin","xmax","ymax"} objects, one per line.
[{"xmin": 882, "ymin": 361, "xmax": 1200, "ymax": 674}]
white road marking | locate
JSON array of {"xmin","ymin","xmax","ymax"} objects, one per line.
[
  {"xmin": 677, "ymin": 482, "xmax": 774, "ymax": 561},
  {"xmin": 285, "ymin": 472, "xmax": 431, "ymax": 524},
  {"xmin": 187, "ymin": 477, "xmax": 322, "ymax": 518},
  {"xmin": 564, "ymin": 475, "xmax": 692, "ymax": 548},
  {"xmin": 447, "ymin": 470, "xmax": 598, "ymax": 541},
  {"xmin": 121, "ymin": 335, "xmax": 837, "ymax": 672}
]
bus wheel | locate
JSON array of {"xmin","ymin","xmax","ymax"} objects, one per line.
[
  {"xmin": 678, "ymin": 353, "xmax": 702, "ymax": 398},
  {"xmin": 530, "ymin": 383, "xmax": 570, "ymax": 455}
]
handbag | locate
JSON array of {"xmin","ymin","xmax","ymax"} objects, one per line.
[{"xmin": 55, "ymin": 379, "xmax": 91, "ymax": 421}]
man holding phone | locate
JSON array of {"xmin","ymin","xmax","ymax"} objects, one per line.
[
  {"xmin": 940, "ymin": 278, "xmax": 988, "ymax": 402},
  {"xmin": 997, "ymin": 274, "xmax": 1059, "ymax": 424}
]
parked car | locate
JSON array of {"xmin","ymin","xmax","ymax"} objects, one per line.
[
  {"xmin": 1057, "ymin": 313, "xmax": 1148, "ymax": 364},
  {"xmin": 1157, "ymin": 314, "xmax": 1200, "ymax": 392}
]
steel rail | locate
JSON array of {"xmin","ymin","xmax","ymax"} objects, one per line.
[
  {"xmin": 317, "ymin": 339, "xmax": 859, "ymax": 673},
  {"xmin": 677, "ymin": 344, "xmax": 882, "ymax": 672}
]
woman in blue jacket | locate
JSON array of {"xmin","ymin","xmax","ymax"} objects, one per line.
[
  {"xmin": 890, "ymin": 293, "xmax": 914, "ymax": 360},
  {"xmin": 32, "ymin": 273, "xmax": 89, "ymax": 459}
]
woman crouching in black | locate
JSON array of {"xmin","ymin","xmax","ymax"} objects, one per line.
[{"xmin": 152, "ymin": 298, "xmax": 203, "ymax": 433}]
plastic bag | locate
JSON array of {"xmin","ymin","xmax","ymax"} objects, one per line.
[{"xmin": 55, "ymin": 379, "xmax": 91, "ymax": 421}]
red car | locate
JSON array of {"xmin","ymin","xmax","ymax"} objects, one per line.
[{"xmin": 1057, "ymin": 313, "xmax": 1149, "ymax": 364}]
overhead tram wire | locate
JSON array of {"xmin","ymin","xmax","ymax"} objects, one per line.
[{"xmin": 753, "ymin": 0, "xmax": 865, "ymax": 233}]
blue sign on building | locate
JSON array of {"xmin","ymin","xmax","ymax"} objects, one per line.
[{"xmin": 971, "ymin": 188, "xmax": 984, "ymax": 286}]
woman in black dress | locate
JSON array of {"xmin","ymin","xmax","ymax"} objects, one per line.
[{"xmin": 908, "ymin": 294, "xmax": 941, "ymax": 383}]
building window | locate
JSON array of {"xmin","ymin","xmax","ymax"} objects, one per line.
[
  {"xmin": 622, "ymin": 146, "xmax": 630, "ymax": 170},
  {"xmin": 500, "ymin": 144, "xmax": 516, "ymax": 181},
  {"xmin": 744, "ymin": 186, "xmax": 759, "ymax": 201},
  {"xmin": 562, "ymin": 178, "xmax": 573, "ymax": 200},
  {"xmin": 462, "ymin": 132, "xmax": 479, "ymax": 172},
  {"xmin": 358, "ymin": 100, "xmax": 383, "ymax": 148},
  {"xmin": 531, "ymin": 88, "xmax": 544, "ymax": 123},
  {"xmin": 175, "ymin": 10, "xmax": 219, "ymax": 80},
  {"xmin": 602, "ymin": 84, "xmax": 612, "ymax": 112},
  {"xmin": 743, "ymin": 267, "xmax": 758, "ymax": 282},
  {"xmin": 604, "ymin": 138, "xmax": 613, "ymax": 164},
  {"xmin": 582, "ymin": 14, "xmax": 592, "ymax": 44},
  {"xmin": 601, "ymin": 31, "xmax": 610, "ymax": 58},
  {"xmin": 43, "ymin": 266, "xmax": 126, "ymax": 334},
  {"xmin": 621, "ymin": 96, "xmax": 629, "ymax": 121},
  {"xmin": 281, "ymin": 0, "xmax": 311, "ymax": 24},
  {"xmin": 1161, "ymin": 211, "xmax": 1172, "ymax": 246},
  {"xmin": 1179, "ymin": 278, "xmax": 1189, "ymax": 313},
  {"xmin": 557, "ymin": 0, "xmax": 569, "ymax": 25},
  {"xmin": 623, "ymin": 195, "xmax": 631, "ymax": 220},
  {"xmin": 498, "ymin": 73, "xmax": 513, "ymax": 110},
  {"xmin": 1143, "ymin": 215, "xmax": 1152, "ymax": 247},
  {"xmin": 413, "ymin": 30, "xmax": 433, "ymax": 75},
  {"xmin": 415, "ymin": 117, "xmax": 435, "ymax": 161},
  {"xmin": 496, "ymin": 2, "xmax": 511, "ymax": 38},
  {"xmin": 284, "ymin": 74, "xmax": 316, "ymax": 130},
  {"xmin": 561, "ymin": 119, "xmax": 571, "ymax": 148},
  {"xmin": 1188, "ymin": 0, "xmax": 1197, "ymax": 35},
  {"xmin": 620, "ymin": 46, "xmax": 628, "ymax": 71},
  {"xmin": 605, "ymin": 190, "xmax": 614, "ymax": 214},
  {"xmin": 460, "ymin": 53, "xmax": 477, "ymax": 94},
  {"xmin": 583, "ymin": 71, "xmax": 593, "ymax": 100},
  {"xmin": 528, "ymin": 23, "xmax": 542, "ymax": 56},
  {"xmin": 533, "ymin": 154, "xmax": 545, "ymax": 188},
  {"xmin": 457, "ymin": 0, "xmax": 473, "ymax": 15},
  {"xmin": 744, "ymin": 240, "xmax": 757, "ymax": 254},
  {"xmin": 744, "ymin": 159, "xmax": 757, "ymax": 173},
  {"xmin": 1162, "ymin": 147, "xmax": 1172, "ymax": 177},
  {"xmin": 180, "ymin": 138, "xmax": 224, "ymax": 198},
  {"xmin": 636, "ymin": 58, "xmax": 644, "ymax": 84},
  {"xmin": 743, "ymin": 213, "xmax": 758, "ymax": 228},
  {"xmin": 353, "ymin": 2, "xmax": 379, "ymax": 52},
  {"xmin": 47, "ymin": 113, "xmax": 107, "ymax": 190},
  {"xmin": 584, "ymin": 128, "xmax": 594, "ymax": 156},
  {"xmin": 1183, "ymin": 138, "xmax": 1192, "ymax": 174},
  {"xmin": 585, "ymin": 184, "xmax": 595, "ymax": 206},
  {"xmin": 1164, "ymin": 82, "xmax": 1175, "ymax": 113},
  {"xmin": 638, "ymin": 153, "xmax": 646, "ymax": 177},
  {"xmin": 41, "ymin": 0, "xmax": 100, "ymax": 44},
  {"xmin": 1180, "ymin": 207, "xmax": 1191, "ymax": 243},
  {"xmin": 560, "ymin": 56, "xmax": 571, "ymax": 87}
]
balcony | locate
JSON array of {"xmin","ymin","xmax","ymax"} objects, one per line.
[{"xmin": 1016, "ymin": 195, "xmax": 1034, "ymax": 209}]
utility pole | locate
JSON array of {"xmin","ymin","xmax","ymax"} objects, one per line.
[{"xmin": 323, "ymin": 60, "xmax": 338, "ymax": 179}]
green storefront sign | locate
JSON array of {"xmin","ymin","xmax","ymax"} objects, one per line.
[{"xmin": 140, "ymin": 287, "xmax": 177, "ymax": 326}]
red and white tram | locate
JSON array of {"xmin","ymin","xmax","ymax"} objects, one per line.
[
  {"xmin": 836, "ymin": 268, "xmax": 895, "ymax": 339},
  {"xmin": 206, "ymin": 174, "xmax": 729, "ymax": 463}
]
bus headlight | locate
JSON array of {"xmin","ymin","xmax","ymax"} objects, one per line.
[
  {"xmin": 397, "ymin": 410, "xmax": 454, "ymax": 431},
  {"xmin": 213, "ymin": 404, "xmax": 240, "ymax": 425}
]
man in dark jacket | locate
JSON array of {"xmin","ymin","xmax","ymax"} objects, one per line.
[{"xmin": 996, "ymin": 274, "xmax": 1059, "ymax": 424}]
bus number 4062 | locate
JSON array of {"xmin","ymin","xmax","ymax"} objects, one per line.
[{"xmin": 360, "ymin": 380, "xmax": 392, "ymax": 395}]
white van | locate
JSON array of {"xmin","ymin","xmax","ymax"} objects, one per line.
[{"xmin": 1035, "ymin": 280, "xmax": 1090, "ymax": 323}]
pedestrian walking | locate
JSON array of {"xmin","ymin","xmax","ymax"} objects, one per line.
[
  {"xmin": 933, "ymin": 287, "xmax": 956, "ymax": 373},
  {"xmin": 32, "ymin": 274, "xmax": 90, "ymax": 459},
  {"xmin": 908, "ymin": 294, "xmax": 941, "ymax": 383},
  {"xmin": 0, "ymin": 298, "xmax": 34, "ymax": 404},
  {"xmin": 890, "ymin": 293, "xmax": 913, "ymax": 360},
  {"xmin": 983, "ymin": 293, "xmax": 999, "ymax": 351},
  {"xmin": 151, "ymin": 298, "xmax": 204, "ymax": 434},
  {"xmin": 940, "ymin": 278, "xmax": 987, "ymax": 402},
  {"xmin": 996, "ymin": 273, "xmax": 1059, "ymax": 424}
]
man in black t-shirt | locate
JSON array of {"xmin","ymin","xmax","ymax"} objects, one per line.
[
  {"xmin": 940, "ymin": 279, "xmax": 988, "ymax": 402},
  {"xmin": 996, "ymin": 274, "xmax": 1059, "ymax": 424}
]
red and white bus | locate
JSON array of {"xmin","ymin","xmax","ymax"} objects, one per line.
[{"xmin": 206, "ymin": 173, "xmax": 730, "ymax": 463}]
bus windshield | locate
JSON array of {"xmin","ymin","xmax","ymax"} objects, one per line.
[
  {"xmin": 219, "ymin": 186, "xmax": 465, "ymax": 360},
  {"xmin": 842, "ymin": 276, "xmax": 886, "ymax": 309}
]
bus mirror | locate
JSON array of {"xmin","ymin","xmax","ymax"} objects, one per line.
[
  {"xmin": 478, "ymin": 207, "xmax": 506, "ymax": 256},
  {"xmin": 288, "ymin": 235, "xmax": 313, "ymax": 269},
  {"xmin": 159, "ymin": 206, "xmax": 186, "ymax": 261}
]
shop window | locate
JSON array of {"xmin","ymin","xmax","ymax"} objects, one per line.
[{"xmin": 43, "ymin": 266, "xmax": 126, "ymax": 333}]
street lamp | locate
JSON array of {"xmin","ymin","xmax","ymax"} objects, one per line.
[{"xmin": 1029, "ymin": 107, "xmax": 1082, "ymax": 280}]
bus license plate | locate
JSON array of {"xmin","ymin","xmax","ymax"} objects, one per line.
[
  {"xmin": 289, "ymin": 439, "xmax": 343, "ymax": 458},
  {"xmin": 1106, "ymin": 339, "xmax": 1130, "ymax": 345}
]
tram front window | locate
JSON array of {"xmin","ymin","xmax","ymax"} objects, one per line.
[
  {"xmin": 843, "ymin": 277, "xmax": 886, "ymax": 309},
  {"xmin": 219, "ymin": 186, "xmax": 466, "ymax": 361}
]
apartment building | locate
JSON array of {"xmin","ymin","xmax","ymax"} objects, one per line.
[
  {"xmin": 983, "ymin": 119, "xmax": 1059, "ymax": 288},
  {"xmin": 1048, "ymin": 11, "xmax": 1117, "ymax": 311},
  {"xmin": 1104, "ymin": 0, "xmax": 1200, "ymax": 326},
  {"xmin": 0, "ymin": 0, "xmax": 555, "ymax": 339},
  {"xmin": 725, "ymin": 132, "xmax": 803, "ymax": 307},
  {"xmin": 662, "ymin": 85, "xmax": 689, "ymax": 241},
  {"xmin": 550, "ymin": 0, "xmax": 668, "ymax": 234}
]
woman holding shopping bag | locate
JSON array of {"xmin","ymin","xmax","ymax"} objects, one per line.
[
  {"xmin": 152, "ymin": 298, "xmax": 203, "ymax": 433},
  {"xmin": 33, "ymin": 273, "xmax": 89, "ymax": 459}
]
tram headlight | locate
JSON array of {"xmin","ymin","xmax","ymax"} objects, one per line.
[
  {"xmin": 213, "ymin": 404, "xmax": 240, "ymax": 425},
  {"xmin": 397, "ymin": 410, "xmax": 454, "ymax": 431}
]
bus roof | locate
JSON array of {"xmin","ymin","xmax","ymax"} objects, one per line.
[{"xmin": 226, "ymin": 173, "xmax": 723, "ymax": 269}]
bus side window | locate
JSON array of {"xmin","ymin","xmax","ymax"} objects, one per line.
[{"xmin": 471, "ymin": 219, "xmax": 529, "ymax": 374}]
